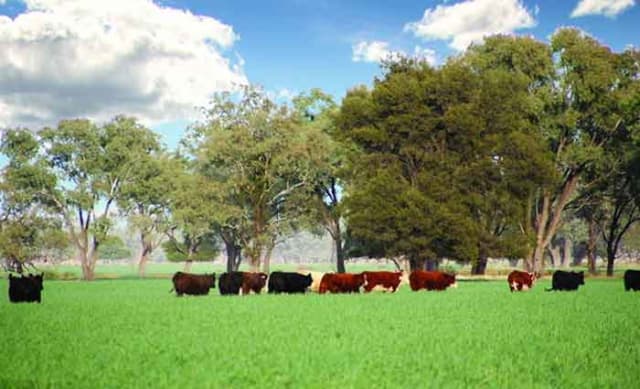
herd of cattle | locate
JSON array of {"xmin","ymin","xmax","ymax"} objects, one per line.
[
  {"xmin": 168, "ymin": 268, "xmax": 640, "ymax": 297},
  {"xmin": 5, "ymin": 268, "xmax": 640, "ymax": 303}
]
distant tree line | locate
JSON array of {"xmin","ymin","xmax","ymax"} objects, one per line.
[{"xmin": 1, "ymin": 28, "xmax": 639, "ymax": 279}]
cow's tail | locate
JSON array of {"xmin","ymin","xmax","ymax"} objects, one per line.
[{"xmin": 169, "ymin": 287, "xmax": 174, "ymax": 293}]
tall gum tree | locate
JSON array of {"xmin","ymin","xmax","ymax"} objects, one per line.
[
  {"xmin": 120, "ymin": 152, "xmax": 175, "ymax": 277},
  {"xmin": 525, "ymin": 29, "xmax": 639, "ymax": 274},
  {"xmin": 189, "ymin": 86, "xmax": 318, "ymax": 273},
  {"xmin": 33, "ymin": 116, "xmax": 161, "ymax": 280}
]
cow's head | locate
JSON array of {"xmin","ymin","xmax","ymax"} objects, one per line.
[
  {"xmin": 529, "ymin": 272, "xmax": 536, "ymax": 284},
  {"xmin": 208, "ymin": 273, "xmax": 216, "ymax": 289},
  {"xmin": 304, "ymin": 273, "xmax": 313, "ymax": 288},
  {"xmin": 576, "ymin": 271, "xmax": 585, "ymax": 284}
]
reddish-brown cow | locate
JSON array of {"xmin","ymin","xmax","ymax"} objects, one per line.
[
  {"xmin": 319, "ymin": 273, "xmax": 365, "ymax": 294},
  {"xmin": 409, "ymin": 271, "xmax": 456, "ymax": 291},
  {"xmin": 507, "ymin": 270, "xmax": 536, "ymax": 292},
  {"xmin": 362, "ymin": 271, "xmax": 402, "ymax": 292},
  {"xmin": 171, "ymin": 272, "xmax": 216, "ymax": 296},
  {"xmin": 242, "ymin": 272, "xmax": 268, "ymax": 294}
]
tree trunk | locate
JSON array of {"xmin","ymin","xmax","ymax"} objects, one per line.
[
  {"xmin": 224, "ymin": 240, "xmax": 242, "ymax": 272},
  {"xmin": 335, "ymin": 233, "xmax": 346, "ymax": 273},
  {"xmin": 262, "ymin": 243, "xmax": 274, "ymax": 274},
  {"xmin": 471, "ymin": 255, "xmax": 488, "ymax": 275},
  {"xmin": 587, "ymin": 219, "xmax": 598, "ymax": 275},
  {"xmin": 561, "ymin": 238, "xmax": 572, "ymax": 268},
  {"xmin": 548, "ymin": 244, "xmax": 561, "ymax": 268},
  {"xmin": 424, "ymin": 259, "xmax": 438, "ymax": 271},
  {"xmin": 529, "ymin": 174, "xmax": 580, "ymax": 275},
  {"xmin": 606, "ymin": 254, "xmax": 615, "ymax": 277},
  {"xmin": 184, "ymin": 260, "xmax": 193, "ymax": 273},
  {"xmin": 137, "ymin": 241, "xmax": 152, "ymax": 278}
]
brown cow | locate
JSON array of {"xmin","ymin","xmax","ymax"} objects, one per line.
[
  {"xmin": 242, "ymin": 272, "xmax": 268, "ymax": 294},
  {"xmin": 362, "ymin": 271, "xmax": 402, "ymax": 292},
  {"xmin": 319, "ymin": 273, "xmax": 365, "ymax": 294},
  {"xmin": 507, "ymin": 270, "xmax": 536, "ymax": 292},
  {"xmin": 171, "ymin": 272, "xmax": 216, "ymax": 296},
  {"xmin": 409, "ymin": 271, "xmax": 456, "ymax": 291}
]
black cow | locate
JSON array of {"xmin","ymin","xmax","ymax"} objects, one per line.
[
  {"xmin": 546, "ymin": 270, "xmax": 584, "ymax": 291},
  {"xmin": 218, "ymin": 272, "xmax": 245, "ymax": 295},
  {"xmin": 268, "ymin": 271, "xmax": 312, "ymax": 294},
  {"xmin": 170, "ymin": 272, "xmax": 216, "ymax": 296},
  {"xmin": 8, "ymin": 273, "xmax": 44, "ymax": 303},
  {"xmin": 624, "ymin": 270, "xmax": 640, "ymax": 291}
]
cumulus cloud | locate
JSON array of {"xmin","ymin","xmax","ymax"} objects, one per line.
[
  {"xmin": 0, "ymin": 0, "xmax": 247, "ymax": 128},
  {"xmin": 352, "ymin": 40, "xmax": 398, "ymax": 63},
  {"xmin": 404, "ymin": 0, "xmax": 536, "ymax": 51},
  {"xmin": 571, "ymin": 0, "xmax": 635, "ymax": 18},
  {"xmin": 413, "ymin": 46, "xmax": 437, "ymax": 65},
  {"xmin": 352, "ymin": 40, "xmax": 439, "ymax": 66}
]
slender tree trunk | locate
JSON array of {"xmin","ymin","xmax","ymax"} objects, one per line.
[
  {"xmin": 529, "ymin": 174, "xmax": 580, "ymax": 275},
  {"xmin": 184, "ymin": 260, "xmax": 193, "ymax": 273},
  {"xmin": 561, "ymin": 238, "xmax": 572, "ymax": 268},
  {"xmin": 224, "ymin": 240, "xmax": 242, "ymax": 272},
  {"xmin": 137, "ymin": 241, "xmax": 152, "ymax": 278},
  {"xmin": 548, "ymin": 244, "xmax": 561, "ymax": 268},
  {"xmin": 471, "ymin": 254, "xmax": 488, "ymax": 275},
  {"xmin": 606, "ymin": 254, "xmax": 615, "ymax": 277},
  {"xmin": 262, "ymin": 243, "xmax": 274, "ymax": 274},
  {"xmin": 587, "ymin": 219, "xmax": 598, "ymax": 275},
  {"xmin": 335, "ymin": 232, "xmax": 346, "ymax": 274}
]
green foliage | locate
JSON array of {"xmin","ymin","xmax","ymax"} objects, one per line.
[
  {"xmin": 187, "ymin": 85, "xmax": 326, "ymax": 268},
  {"xmin": 162, "ymin": 234, "xmax": 219, "ymax": 262},
  {"xmin": 97, "ymin": 236, "xmax": 132, "ymax": 260},
  {"xmin": 0, "ymin": 279, "xmax": 637, "ymax": 387}
]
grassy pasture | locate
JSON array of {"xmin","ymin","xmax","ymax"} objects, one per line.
[{"xmin": 0, "ymin": 278, "xmax": 639, "ymax": 388}]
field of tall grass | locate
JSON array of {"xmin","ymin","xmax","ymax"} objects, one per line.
[{"xmin": 1, "ymin": 277, "xmax": 638, "ymax": 387}]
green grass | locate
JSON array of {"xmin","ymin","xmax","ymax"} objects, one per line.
[{"xmin": 0, "ymin": 278, "xmax": 638, "ymax": 388}]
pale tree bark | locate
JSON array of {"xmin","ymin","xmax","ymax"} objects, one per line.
[
  {"xmin": 587, "ymin": 218, "xmax": 598, "ymax": 275},
  {"xmin": 261, "ymin": 240, "xmax": 275, "ymax": 274},
  {"xmin": 529, "ymin": 173, "xmax": 580, "ymax": 274},
  {"xmin": 547, "ymin": 244, "xmax": 561, "ymax": 268},
  {"xmin": 137, "ymin": 240, "xmax": 152, "ymax": 278},
  {"xmin": 561, "ymin": 238, "xmax": 572, "ymax": 268}
]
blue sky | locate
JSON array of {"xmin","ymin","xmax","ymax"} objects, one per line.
[{"xmin": 0, "ymin": 0, "xmax": 638, "ymax": 148}]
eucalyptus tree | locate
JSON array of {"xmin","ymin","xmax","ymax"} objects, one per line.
[
  {"xmin": 292, "ymin": 88, "xmax": 353, "ymax": 273},
  {"xmin": 188, "ymin": 85, "xmax": 323, "ymax": 273},
  {"xmin": 0, "ymin": 129, "xmax": 68, "ymax": 271},
  {"xmin": 119, "ymin": 152, "xmax": 177, "ymax": 277},
  {"xmin": 1, "ymin": 116, "xmax": 161, "ymax": 280}
]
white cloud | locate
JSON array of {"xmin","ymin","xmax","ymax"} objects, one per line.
[
  {"xmin": 0, "ymin": 0, "xmax": 247, "ymax": 128},
  {"xmin": 404, "ymin": 0, "xmax": 536, "ymax": 51},
  {"xmin": 571, "ymin": 0, "xmax": 635, "ymax": 18},
  {"xmin": 352, "ymin": 40, "xmax": 439, "ymax": 66},
  {"xmin": 413, "ymin": 46, "xmax": 437, "ymax": 66},
  {"xmin": 352, "ymin": 40, "xmax": 401, "ymax": 63}
]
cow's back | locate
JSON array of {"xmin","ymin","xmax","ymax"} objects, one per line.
[{"xmin": 624, "ymin": 270, "xmax": 640, "ymax": 291}]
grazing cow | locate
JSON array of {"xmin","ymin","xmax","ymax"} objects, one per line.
[
  {"xmin": 318, "ymin": 273, "xmax": 365, "ymax": 294},
  {"xmin": 362, "ymin": 271, "xmax": 403, "ymax": 293},
  {"xmin": 218, "ymin": 272, "xmax": 245, "ymax": 295},
  {"xmin": 242, "ymin": 272, "xmax": 268, "ymax": 294},
  {"xmin": 8, "ymin": 273, "xmax": 44, "ymax": 303},
  {"xmin": 302, "ymin": 271, "xmax": 324, "ymax": 293},
  {"xmin": 507, "ymin": 270, "xmax": 536, "ymax": 292},
  {"xmin": 268, "ymin": 272, "xmax": 313, "ymax": 294},
  {"xmin": 624, "ymin": 270, "xmax": 640, "ymax": 291},
  {"xmin": 546, "ymin": 270, "xmax": 584, "ymax": 291},
  {"xmin": 409, "ymin": 271, "xmax": 457, "ymax": 291},
  {"xmin": 171, "ymin": 272, "xmax": 216, "ymax": 296}
]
